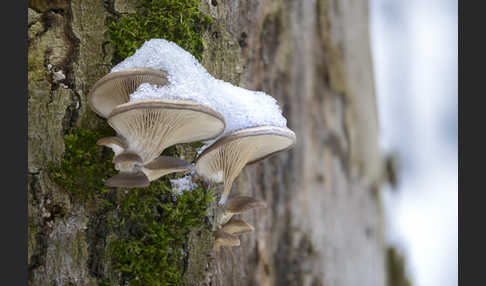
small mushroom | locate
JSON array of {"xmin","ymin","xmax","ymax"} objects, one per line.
[
  {"xmin": 105, "ymin": 170, "xmax": 150, "ymax": 188},
  {"xmin": 213, "ymin": 230, "xmax": 240, "ymax": 249},
  {"xmin": 220, "ymin": 217, "xmax": 255, "ymax": 236},
  {"xmin": 112, "ymin": 152, "xmax": 143, "ymax": 172},
  {"xmin": 195, "ymin": 126, "xmax": 296, "ymax": 205},
  {"xmin": 142, "ymin": 155, "xmax": 193, "ymax": 181},
  {"xmin": 220, "ymin": 196, "xmax": 267, "ymax": 224},
  {"xmin": 96, "ymin": 136, "xmax": 128, "ymax": 156},
  {"xmin": 107, "ymin": 99, "xmax": 225, "ymax": 164},
  {"xmin": 88, "ymin": 68, "xmax": 169, "ymax": 118}
]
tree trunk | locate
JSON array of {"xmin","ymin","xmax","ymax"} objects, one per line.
[{"xmin": 28, "ymin": 0, "xmax": 386, "ymax": 285}]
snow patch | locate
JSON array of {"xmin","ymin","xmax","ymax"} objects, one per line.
[
  {"xmin": 112, "ymin": 39, "xmax": 287, "ymax": 145},
  {"xmin": 170, "ymin": 174, "xmax": 198, "ymax": 195}
]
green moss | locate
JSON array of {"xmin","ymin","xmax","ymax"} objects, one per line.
[
  {"xmin": 108, "ymin": 0, "xmax": 213, "ymax": 64},
  {"xmin": 108, "ymin": 180, "xmax": 213, "ymax": 286},
  {"xmin": 48, "ymin": 128, "xmax": 116, "ymax": 202}
]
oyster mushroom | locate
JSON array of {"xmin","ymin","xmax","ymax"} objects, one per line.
[
  {"xmin": 220, "ymin": 217, "xmax": 255, "ymax": 236},
  {"xmin": 220, "ymin": 196, "xmax": 267, "ymax": 225},
  {"xmin": 96, "ymin": 136, "xmax": 128, "ymax": 156},
  {"xmin": 104, "ymin": 170, "xmax": 150, "ymax": 188},
  {"xmin": 112, "ymin": 152, "xmax": 143, "ymax": 172},
  {"xmin": 88, "ymin": 68, "xmax": 169, "ymax": 118},
  {"xmin": 142, "ymin": 155, "xmax": 192, "ymax": 181},
  {"xmin": 213, "ymin": 230, "xmax": 240, "ymax": 249},
  {"xmin": 107, "ymin": 99, "xmax": 225, "ymax": 164},
  {"xmin": 195, "ymin": 126, "xmax": 296, "ymax": 205}
]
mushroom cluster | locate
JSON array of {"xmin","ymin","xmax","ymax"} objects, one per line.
[
  {"xmin": 88, "ymin": 39, "xmax": 296, "ymax": 250},
  {"xmin": 88, "ymin": 69, "xmax": 226, "ymax": 188}
]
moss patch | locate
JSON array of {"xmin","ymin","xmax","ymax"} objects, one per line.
[
  {"xmin": 49, "ymin": 127, "xmax": 215, "ymax": 285},
  {"xmin": 108, "ymin": 181, "xmax": 213, "ymax": 285},
  {"xmin": 48, "ymin": 127, "xmax": 116, "ymax": 202},
  {"xmin": 108, "ymin": 0, "xmax": 213, "ymax": 64}
]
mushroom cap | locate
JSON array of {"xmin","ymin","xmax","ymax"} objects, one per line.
[
  {"xmin": 96, "ymin": 136, "xmax": 128, "ymax": 156},
  {"xmin": 224, "ymin": 196, "xmax": 267, "ymax": 215},
  {"xmin": 96, "ymin": 136, "xmax": 128, "ymax": 149},
  {"xmin": 88, "ymin": 68, "xmax": 169, "ymax": 118},
  {"xmin": 105, "ymin": 171, "xmax": 150, "ymax": 188},
  {"xmin": 112, "ymin": 152, "xmax": 143, "ymax": 165},
  {"xmin": 213, "ymin": 230, "xmax": 240, "ymax": 249},
  {"xmin": 195, "ymin": 126, "xmax": 296, "ymax": 184},
  {"xmin": 142, "ymin": 155, "xmax": 192, "ymax": 181},
  {"xmin": 113, "ymin": 152, "xmax": 143, "ymax": 172},
  {"xmin": 107, "ymin": 99, "xmax": 225, "ymax": 163},
  {"xmin": 221, "ymin": 217, "xmax": 255, "ymax": 236}
]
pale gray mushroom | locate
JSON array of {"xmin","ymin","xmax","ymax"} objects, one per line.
[
  {"xmin": 96, "ymin": 136, "xmax": 128, "ymax": 156},
  {"xmin": 220, "ymin": 196, "xmax": 267, "ymax": 225},
  {"xmin": 195, "ymin": 126, "xmax": 296, "ymax": 205},
  {"xmin": 112, "ymin": 152, "xmax": 143, "ymax": 172},
  {"xmin": 213, "ymin": 230, "xmax": 240, "ymax": 249},
  {"xmin": 88, "ymin": 68, "xmax": 169, "ymax": 118},
  {"xmin": 105, "ymin": 170, "xmax": 150, "ymax": 188},
  {"xmin": 220, "ymin": 217, "xmax": 255, "ymax": 236},
  {"xmin": 142, "ymin": 155, "xmax": 192, "ymax": 181},
  {"xmin": 107, "ymin": 99, "xmax": 225, "ymax": 165}
]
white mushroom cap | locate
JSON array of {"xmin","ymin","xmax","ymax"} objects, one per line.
[
  {"xmin": 107, "ymin": 99, "xmax": 225, "ymax": 164},
  {"xmin": 195, "ymin": 126, "xmax": 296, "ymax": 205},
  {"xmin": 96, "ymin": 136, "xmax": 128, "ymax": 156},
  {"xmin": 105, "ymin": 171, "xmax": 150, "ymax": 188},
  {"xmin": 213, "ymin": 230, "xmax": 240, "ymax": 249},
  {"xmin": 220, "ymin": 217, "xmax": 255, "ymax": 236},
  {"xmin": 142, "ymin": 155, "xmax": 192, "ymax": 181},
  {"xmin": 88, "ymin": 68, "xmax": 169, "ymax": 118}
]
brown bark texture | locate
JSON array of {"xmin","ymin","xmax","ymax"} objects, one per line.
[{"xmin": 28, "ymin": 0, "xmax": 386, "ymax": 285}]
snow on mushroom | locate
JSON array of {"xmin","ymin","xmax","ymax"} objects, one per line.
[{"xmin": 111, "ymin": 39, "xmax": 295, "ymax": 201}]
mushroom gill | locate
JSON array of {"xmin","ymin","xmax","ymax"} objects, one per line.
[
  {"xmin": 195, "ymin": 126, "xmax": 296, "ymax": 205},
  {"xmin": 107, "ymin": 99, "xmax": 225, "ymax": 164}
]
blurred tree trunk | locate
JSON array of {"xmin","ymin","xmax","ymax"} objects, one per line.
[{"xmin": 28, "ymin": 0, "xmax": 386, "ymax": 285}]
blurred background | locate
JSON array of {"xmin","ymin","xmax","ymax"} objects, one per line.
[{"xmin": 369, "ymin": 0, "xmax": 457, "ymax": 285}]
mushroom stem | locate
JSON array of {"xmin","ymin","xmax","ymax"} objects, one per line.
[{"xmin": 217, "ymin": 141, "xmax": 255, "ymax": 205}]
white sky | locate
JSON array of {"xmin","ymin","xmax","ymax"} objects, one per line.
[{"xmin": 369, "ymin": 0, "xmax": 457, "ymax": 285}]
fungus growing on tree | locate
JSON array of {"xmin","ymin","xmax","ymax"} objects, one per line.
[
  {"xmin": 88, "ymin": 68, "xmax": 169, "ymax": 118},
  {"xmin": 213, "ymin": 230, "xmax": 240, "ymax": 249},
  {"xmin": 195, "ymin": 126, "xmax": 296, "ymax": 205},
  {"xmin": 220, "ymin": 217, "xmax": 254, "ymax": 236},
  {"xmin": 104, "ymin": 170, "xmax": 150, "ymax": 188},
  {"xmin": 107, "ymin": 99, "xmax": 225, "ymax": 164},
  {"xmin": 141, "ymin": 155, "xmax": 192, "ymax": 181},
  {"xmin": 96, "ymin": 136, "xmax": 128, "ymax": 156},
  {"xmin": 220, "ymin": 196, "xmax": 267, "ymax": 224},
  {"xmin": 112, "ymin": 151, "xmax": 143, "ymax": 172}
]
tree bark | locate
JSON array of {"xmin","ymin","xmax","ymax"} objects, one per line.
[{"xmin": 28, "ymin": 0, "xmax": 386, "ymax": 285}]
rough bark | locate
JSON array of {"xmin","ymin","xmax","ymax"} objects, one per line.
[{"xmin": 28, "ymin": 0, "xmax": 386, "ymax": 285}]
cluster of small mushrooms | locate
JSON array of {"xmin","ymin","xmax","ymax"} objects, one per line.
[{"xmin": 88, "ymin": 66, "xmax": 296, "ymax": 249}]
